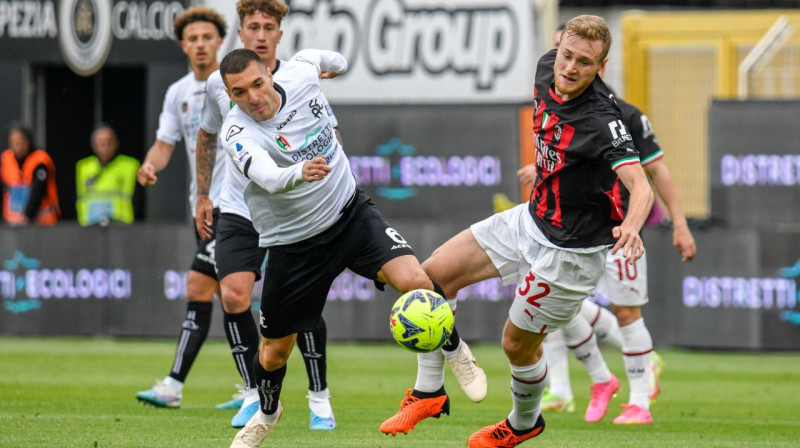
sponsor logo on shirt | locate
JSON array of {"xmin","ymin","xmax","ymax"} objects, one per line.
[
  {"xmin": 226, "ymin": 125, "xmax": 244, "ymax": 141},
  {"xmin": 308, "ymin": 99, "xmax": 323, "ymax": 118},
  {"xmin": 608, "ymin": 119, "xmax": 633, "ymax": 148},
  {"xmin": 276, "ymin": 135, "xmax": 292, "ymax": 151},
  {"xmin": 234, "ymin": 143, "xmax": 249, "ymax": 163},
  {"xmin": 277, "ymin": 110, "xmax": 297, "ymax": 130}
]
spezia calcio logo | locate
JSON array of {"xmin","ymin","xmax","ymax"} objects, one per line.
[{"xmin": 58, "ymin": 0, "xmax": 113, "ymax": 76}]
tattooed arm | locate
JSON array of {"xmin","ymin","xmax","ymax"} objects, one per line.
[{"xmin": 195, "ymin": 127, "xmax": 218, "ymax": 239}]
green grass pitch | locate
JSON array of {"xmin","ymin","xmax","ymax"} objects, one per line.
[{"xmin": 0, "ymin": 337, "xmax": 798, "ymax": 447}]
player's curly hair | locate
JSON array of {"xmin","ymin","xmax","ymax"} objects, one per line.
[
  {"xmin": 237, "ymin": 0, "xmax": 289, "ymax": 25},
  {"xmin": 563, "ymin": 15, "xmax": 612, "ymax": 61},
  {"xmin": 174, "ymin": 6, "xmax": 227, "ymax": 41}
]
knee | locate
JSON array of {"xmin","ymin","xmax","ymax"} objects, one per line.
[
  {"xmin": 502, "ymin": 333, "xmax": 521, "ymax": 359},
  {"xmin": 185, "ymin": 281, "xmax": 215, "ymax": 302},
  {"xmin": 612, "ymin": 305, "xmax": 641, "ymax": 327},
  {"xmin": 421, "ymin": 263, "xmax": 455, "ymax": 299},
  {"xmin": 258, "ymin": 343, "xmax": 291, "ymax": 371},
  {"xmin": 502, "ymin": 333, "xmax": 541, "ymax": 366},
  {"xmin": 394, "ymin": 268, "xmax": 433, "ymax": 294},
  {"xmin": 220, "ymin": 283, "xmax": 251, "ymax": 313}
]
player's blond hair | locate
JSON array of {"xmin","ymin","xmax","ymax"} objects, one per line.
[
  {"xmin": 237, "ymin": 0, "xmax": 290, "ymax": 25},
  {"xmin": 173, "ymin": 6, "xmax": 227, "ymax": 41},
  {"xmin": 563, "ymin": 15, "xmax": 612, "ymax": 61}
]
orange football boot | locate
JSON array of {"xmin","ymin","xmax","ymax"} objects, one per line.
[
  {"xmin": 379, "ymin": 388, "xmax": 450, "ymax": 435},
  {"xmin": 468, "ymin": 415, "xmax": 545, "ymax": 448}
]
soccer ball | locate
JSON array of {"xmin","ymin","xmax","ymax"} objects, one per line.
[{"xmin": 389, "ymin": 289, "xmax": 454, "ymax": 353}]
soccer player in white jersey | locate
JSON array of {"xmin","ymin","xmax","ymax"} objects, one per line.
[
  {"xmin": 216, "ymin": 48, "xmax": 467, "ymax": 448},
  {"xmin": 135, "ymin": 7, "xmax": 228, "ymax": 410},
  {"xmin": 196, "ymin": 0, "xmax": 486, "ymax": 433},
  {"xmin": 194, "ymin": 0, "xmax": 340, "ymax": 430}
]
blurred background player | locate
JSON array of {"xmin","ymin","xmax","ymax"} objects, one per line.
[
  {"xmin": 135, "ymin": 7, "xmax": 228, "ymax": 410},
  {"xmin": 76, "ymin": 123, "xmax": 140, "ymax": 226},
  {"xmin": 194, "ymin": 0, "xmax": 338, "ymax": 430},
  {"xmin": 1, "ymin": 121, "xmax": 60, "ymax": 226}
]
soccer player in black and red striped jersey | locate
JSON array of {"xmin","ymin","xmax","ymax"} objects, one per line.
[
  {"xmin": 382, "ymin": 15, "xmax": 655, "ymax": 447},
  {"xmin": 520, "ymin": 29, "xmax": 697, "ymax": 424}
]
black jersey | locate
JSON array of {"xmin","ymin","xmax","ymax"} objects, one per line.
[
  {"xmin": 613, "ymin": 97, "xmax": 663, "ymax": 215},
  {"xmin": 529, "ymin": 49, "xmax": 640, "ymax": 248}
]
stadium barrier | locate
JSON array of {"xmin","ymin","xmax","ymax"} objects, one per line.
[
  {"xmin": 2, "ymin": 223, "xmax": 799, "ymax": 351},
  {"xmin": 709, "ymin": 100, "xmax": 800, "ymax": 227}
]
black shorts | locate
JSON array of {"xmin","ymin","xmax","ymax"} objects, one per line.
[
  {"xmin": 259, "ymin": 189, "xmax": 415, "ymax": 339},
  {"xmin": 191, "ymin": 208, "xmax": 219, "ymax": 279},
  {"xmin": 215, "ymin": 212, "xmax": 267, "ymax": 281}
]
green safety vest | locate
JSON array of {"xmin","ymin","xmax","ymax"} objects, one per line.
[{"xmin": 76, "ymin": 154, "xmax": 140, "ymax": 226}]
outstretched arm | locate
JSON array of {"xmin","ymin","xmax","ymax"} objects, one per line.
[
  {"xmin": 295, "ymin": 49, "xmax": 348, "ymax": 78},
  {"xmin": 646, "ymin": 159, "xmax": 696, "ymax": 261},
  {"xmin": 613, "ymin": 163, "xmax": 654, "ymax": 261},
  {"xmin": 137, "ymin": 140, "xmax": 175, "ymax": 187}
]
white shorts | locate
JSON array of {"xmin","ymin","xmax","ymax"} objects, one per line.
[
  {"xmin": 471, "ymin": 204, "xmax": 608, "ymax": 334},
  {"xmin": 595, "ymin": 249, "xmax": 649, "ymax": 306}
]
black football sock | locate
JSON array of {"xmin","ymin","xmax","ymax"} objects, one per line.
[
  {"xmin": 431, "ymin": 280, "xmax": 446, "ymax": 299},
  {"xmin": 441, "ymin": 325, "xmax": 461, "ymax": 353},
  {"xmin": 434, "ymin": 278, "xmax": 460, "ymax": 353},
  {"xmin": 168, "ymin": 301, "xmax": 212, "ymax": 383},
  {"xmin": 253, "ymin": 360, "xmax": 287, "ymax": 415},
  {"xmin": 412, "ymin": 385, "xmax": 446, "ymax": 398},
  {"xmin": 296, "ymin": 318, "xmax": 328, "ymax": 392},
  {"xmin": 223, "ymin": 309, "xmax": 260, "ymax": 390}
]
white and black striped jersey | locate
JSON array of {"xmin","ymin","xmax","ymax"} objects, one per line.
[{"xmin": 221, "ymin": 50, "xmax": 351, "ymax": 247}]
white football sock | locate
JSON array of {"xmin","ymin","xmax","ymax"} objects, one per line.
[
  {"xmin": 415, "ymin": 350, "xmax": 445, "ymax": 393},
  {"xmin": 508, "ymin": 359, "xmax": 547, "ymax": 431},
  {"xmin": 447, "ymin": 298, "xmax": 458, "ymax": 313},
  {"xmin": 163, "ymin": 376, "xmax": 183, "ymax": 392},
  {"xmin": 562, "ymin": 314, "xmax": 611, "ymax": 384},
  {"xmin": 442, "ymin": 338, "xmax": 462, "ymax": 360},
  {"xmin": 620, "ymin": 317, "xmax": 652, "ymax": 409},
  {"xmin": 579, "ymin": 300, "xmax": 622, "ymax": 349},
  {"xmin": 307, "ymin": 388, "xmax": 332, "ymax": 418},
  {"xmin": 252, "ymin": 404, "xmax": 281, "ymax": 424},
  {"xmin": 542, "ymin": 330, "xmax": 572, "ymax": 399}
]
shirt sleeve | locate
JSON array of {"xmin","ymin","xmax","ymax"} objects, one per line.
[
  {"xmin": 593, "ymin": 106, "xmax": 641, "ymax": 171},
  {"xmin": 292, "ymin": 49, "xmax": 348, "ymax": 77},
  {"xmin": 155, "ymin": 84, "xmax": 182, "ymax": 145},
  {"xmin": 200, "ymin": 72, "xmax": 226, "ymax": 134},
  {"xmin": 223, "ymin": 125, "xmax": 305, "ymax": 194},
  {"xmin": 629, "ymin": 110, "xmax": 663, "ymax": 166}
]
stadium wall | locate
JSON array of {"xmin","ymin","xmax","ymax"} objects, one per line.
[
  {"xmin": 2, "ymin": 225, "xmax": 799, "ymax": 350},
  {"xmin": 708, "ymin": 100, "xmax": 800, "ymax": 227},
  {"xmin": 0, "ymin": 0, "xmax": 192, "ymax": 221}
]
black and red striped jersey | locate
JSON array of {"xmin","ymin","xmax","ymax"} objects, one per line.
[
  {"xmin": 613, "ymin": 97, "xmax": 663, "ymax": 215},
  {"xmin": 529, "ymin": 49, "xmax": 640, "ymax": 248}
]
